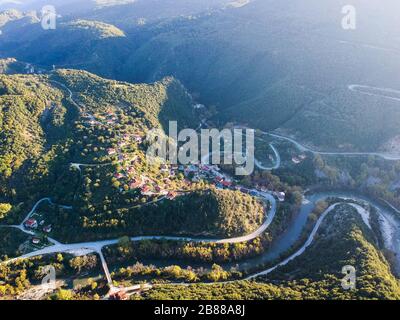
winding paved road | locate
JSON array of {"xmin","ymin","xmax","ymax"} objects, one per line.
[
  {"xmin": 201, "ymin": 146, "xmax": 280, "ymax": 171},
  {"xmin": 2, "ymin": 190, "xmax": 385, "ymax": 290},
  {"xmin": 2, "ymin": 192, "xmax": 276, "ymax": 288},
  {"xmin": 257, "ymin": 84, "xmax": 400, "ymax": 162},
  {"xmin": 349, "ymin": 84, "xmax": 400, "ymax": 103},
  {"xmin": 246, "ymin": 202, "xmax": 371, "ymax": 279},
  {"xmin": 254, "ymin": 144, "xmax": 281, "ymax": 170},
  {"xmin": 262, "ymin": 131, "xmax": 400, "ymax": 161}
]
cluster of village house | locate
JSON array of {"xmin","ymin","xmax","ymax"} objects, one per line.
[
  {"xmin": 175, "ymin": 162, "xmax": 286, "ymax": 202},
  {"xmin": 113, "ymin": 165, "xmax": 179, "ymax": 201},
  {"xmin": 19, "ymin": 100, "xmax": 288, "ymax": 256},
  {"xmin": 81, "ymin": 110, "xmax": 144, "ymax": 148},
  {"xmin": 24, "ymin": 63, "xmax": 49, "ymax": 75},
  {"xmin": 25, "ymin": 64, "xmax": 36, "ymax": 74},
  {"xmin": 113, "ymin": 156, "xmax": 286, "ymax": 203},
  {"xmin": 103, "ymin": 117, "xmax": 287, "ymax": 203},
  {"xmin": 82, "ymin": 108, "xmax": 286, "ymax": 207},
  {"xmin": 80, "ymin": 109, "xmax": 179, "ymax": 200},
  {"xmin": 76, "ymin": 105, "xmax": 293, "ymax": 202},
  {"xmin": 107, "ymin": 131, "xmax": 180, "ymax": 200},
  {"xmin": 292, "ymin": 154, "xmax": 307, "ymax": 164},
  {"xmin": 24, "ymin": 218, "xmax": 52, "ymax": 245},
  {"xmin": 82, "ymin": 112, "xmax": 118, "ymax": 127}
]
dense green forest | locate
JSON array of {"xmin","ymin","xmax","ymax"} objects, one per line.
[
  {"xmin": 66, "ymin": 20, "xmax": 126, "ymax": 39},
  {"xmin": 123, "ymin": 189, "xmax": 265, "ymax": 238},
  {"xmin": 0, "ymin": 68, "xmax": 194, "ymax": 201},
  {"xmin": 46, "ymin": 188, "xmax": 265, "ymax": 243},
  {"xmin": 0, "ymin": 73, "xmax": 70, "ymax": 209},
  {"xmin": 102, "ymin": 189, "xmax": 301, "ymax": 266}
]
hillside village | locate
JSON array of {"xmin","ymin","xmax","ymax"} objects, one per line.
[
  {"xmin": 15, "ymin": 92, "xmax": 286, "ymax": 251},
  {"xmin": 90, "ymin": 108, "xmax": 286, "ymax": 201},
  {"xmin": 1, "ymin": 65, "xmax": 400, "ymax": 301}
]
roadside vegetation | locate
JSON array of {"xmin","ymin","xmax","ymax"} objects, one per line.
[
  {"xmin": 0, "ymin": 253, "xmax": 105, "ymax": 299},
  {"xmin": 141, "ymin": 204, "xmax": 400, "ymax": 300},
  {"xmin": 0, "ymin": 228, "xmax": 29, "ymax": 260},
  {"xmin": 0, "ymin": 69, "xmax": 271, "ymax": 243}
]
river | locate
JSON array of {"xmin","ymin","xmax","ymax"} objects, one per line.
[{"xmin": 133, "ymin": 191, "xmax": 400, "ymax": 276}]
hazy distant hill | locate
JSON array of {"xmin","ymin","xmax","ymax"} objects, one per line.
[
  {"xmin": 0, "ymin": 0, "xmax": 231, "ymax": 23},
  {"xmin": 0, "ymin": 0, "xmax": 94, "ymax": 14},
  {"xmin": 1, "ymin": 0, "xmax": 400, "ymax": 151},
  {"xmin": 0, "ymin": 68, "xmax": 196, "ymax": 189},
  {"xmin": 119, "ymin": 0, "xmax": 400, "ymax": 151}
]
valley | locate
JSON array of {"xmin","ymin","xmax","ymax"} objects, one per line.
[
  {"xmin": 1, "ymin": 0, "xmax": 400, "ymax": 302},
  {"xmin": 1, "ymin": 71, "xmax": 399, "ymax": 298},
  {"xmin": 1, "ymin": 61, "xmax": 400, "ymax": 301}
]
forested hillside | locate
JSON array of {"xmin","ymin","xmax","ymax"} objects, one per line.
[
  {"xmin": 142, "ymin": 204, "xmax": 400, "ymax": 300},
  {"xmin": 0, "ymin": 73, "xmax": 67, "ymax": 193},
  {"xmin": 0, "ymin": 0, "xmax": 231, "ymax": 24},
  {"xmin": 0, "ymin": 69, "xmax": 265, "ymax": 243},
  {"xmin": 1, "ymin": 0, "xmax": 399, "ymax": 151},
  {"xmin": 48, "ymin": 188, "xmax": 265, "ymax": 242},
  {"xmin": 1, "ymin": 0, "xmax": 400, "ymax": 302}
]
